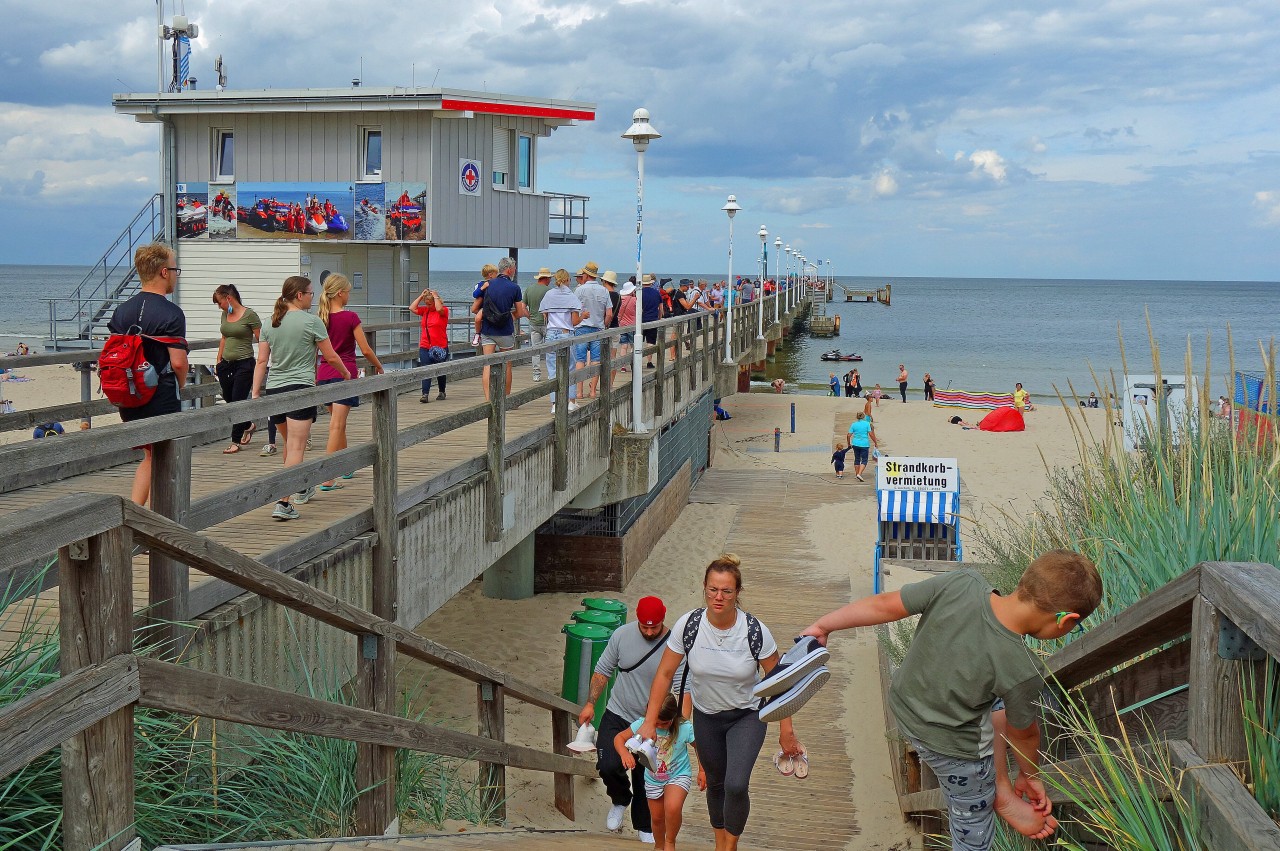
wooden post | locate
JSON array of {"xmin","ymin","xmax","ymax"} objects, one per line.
[
  {"xmin": 551, "ymin": 708, "xmax": 575, "ymax": 820},
  {"xmin": 654, "ymin": 330, "xmax": 666, "ymax": 420},
  {"xmin": 597, "ymin": 338, "xmax": 613, "ymax": 453},
  {"xmin": 78, "ymin": 361, "xmax": 93, "ymax": 429},
  {"xmin": 1188, "ymin": 595, "xmax": 1250, "ymax": 765},
  {"xmin": 702, "ymin": 316, "xmax": 713, "ymax": 386},
  {"xmin": 357, "ymin": 388, "xmax": 399, "ymax": 835},
  {"xmin": 60, "ymin": 527, "xmax": 136, "ymax": 851},
  {"xmin": 673, "ymin": 324, "xmax": 684, "ymax": 406},
  {"xmin": 477, "ymin": 681, "xmax": 507, "ymax": 821},
  {"xmin": 485, "ymin": 364, "xmax": 506, "ymax": 542},
  {"xmin": 553, "ymin": 341, "xmax": 570, "ymax": 492},
  {"xmin": 149, "ymin": 437, "xmax": 191, "ymax": 659}
]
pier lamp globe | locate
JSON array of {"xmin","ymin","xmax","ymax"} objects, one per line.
[
  {"xmin": 756, "ymin": 224, "xmax": 768, "ymax": 340},
  {"xmin": 773, "ymin": 236, "xmax": 782, "ymax": 324},
  {"xmin": 722, "ymin": 195, "xmax": 742, "ymax": 364},
  {"xmin": 623, "ymin": 108, "xmax": 660, "ymax": 433}
]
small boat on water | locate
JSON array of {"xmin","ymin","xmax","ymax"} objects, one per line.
[{"xmin": 820, "ymin": 350, "xmax": 862, "ymax": 362}]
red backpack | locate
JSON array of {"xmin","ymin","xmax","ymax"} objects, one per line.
[{"xmin": 98, "ymin": 300, "xmax": 184, "ymax": 408}]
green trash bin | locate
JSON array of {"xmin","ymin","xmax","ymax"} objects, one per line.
[
  {"xmin": 582, "ymin": 597, "xmax": 628, "ymax": 623},
  {"xmin": 561, "ymin": 622, "xmax": 614, "ymax": 720},
  {"xmin": 572, "ymin": 609, "xmax": 623, "ymax": 630}
]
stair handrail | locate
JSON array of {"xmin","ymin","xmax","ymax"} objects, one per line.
[{"xmin": 46, "ymin": 194, "xmax": 164, "ymax": 343}]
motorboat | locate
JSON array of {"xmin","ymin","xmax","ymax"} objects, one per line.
[
  {"xmin": 325, "ymin": 212, "xmax": 349, "ymax": 232},
  {"xmin": 820, "ymin": 350, "xmax": 862, "ymax": 362}
]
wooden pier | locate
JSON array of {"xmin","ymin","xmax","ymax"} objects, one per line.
[{"xmin": 841, "ymin": 283, "xmax": 891, "ymax": 305}]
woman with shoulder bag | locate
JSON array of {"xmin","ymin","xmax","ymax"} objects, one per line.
[{"xmin": 411, "ymin": 288, "xmax": 451, "ymax": 402}]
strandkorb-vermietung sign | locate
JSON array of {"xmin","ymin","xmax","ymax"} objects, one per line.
[{"xmin": 877, "ymin": 457, "xmax": 958, "ymax": 492}]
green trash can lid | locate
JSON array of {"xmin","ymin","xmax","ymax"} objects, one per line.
[
  {"xmin": 563, "ymin": 622, "xmax": 612, "ymax": 640},
  {"xmin": 573, "ymin": 610, "xmax": 621, "ymax": 627},
  {"xmin": 581, "ymin": 598, "xmax": 627, "ymax": 616}
]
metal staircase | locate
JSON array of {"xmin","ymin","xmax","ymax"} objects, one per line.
[{"xmin": 45, "ymin": 193, "xmax": 165, "ymax": 350}]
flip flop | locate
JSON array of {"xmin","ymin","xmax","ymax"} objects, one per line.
[
  {"xmin": 773, "ymin": 751, "xmax": 794, "ymax": 777},
  {"xmin": 793, "ymin": 749, "xmax": 810, "ymax": 779},
  {"xmin": 240, "ymin": 423, "xmax": 257, "ymax": 445},
  {"xmin": 222, "ymin": 444, "xmax": 240, "ymax": 454},
  {"xmin": 318, "ymin": 483, "xmax": 344, "ymax": 492}
]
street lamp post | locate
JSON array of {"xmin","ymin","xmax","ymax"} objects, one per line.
[
  {"xmin": 784, "ymin": 246, "xmax": 792, "ymax": 312},
  {"xmin": 756, "ymin": 224, "xmax": 767, "ymax": 340},
  {"xmin": 722, "ymin": 195, "xmax": 741, "ymax": 364},
  {"xmin": 622, "ymin": 107, "xmax": 661, "ymax": 434},
  {"xmin": 773, "ymin": 236, "xmax": 782, "ymax": 325}
]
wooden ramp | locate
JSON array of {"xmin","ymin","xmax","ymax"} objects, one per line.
[
  {"xmin": 157, "ymin": 829, "xmax": 652, "ymax": 850},
  {"xmin": 684, "ymin": 465, "xmax": 868, "ymax": 850}
]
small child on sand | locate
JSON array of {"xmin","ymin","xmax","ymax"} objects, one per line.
[
  {"xmin": 802, "ymin": 550, "xmax": 1103, "ymax": 850},
  {"xmin": 870, "ymin": 384, "xmax": 883, "ymax": 406},
  {"xmin": 469, "ymin": 263, "xmax": 500, "ymax": 346},
  {"xmin": 830, "ymin": 444, "xmax": 850, "ymax": 478},
  {"xmin": 615, "ymin": 693, "xmax": 701, "ymax": 851}
]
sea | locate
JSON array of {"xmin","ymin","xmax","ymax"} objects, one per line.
[{"xmin": 4, "ymin": 264, "xmax": 1276, "ymax": 397}]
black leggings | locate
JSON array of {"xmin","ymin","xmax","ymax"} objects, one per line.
[
  {"xmin": 693, "ymin": 707, "xmax": 766, "ymax": 837},
  {"xmin": 215, "ymin": 357, "xmax": 256, "ymax": 443}
]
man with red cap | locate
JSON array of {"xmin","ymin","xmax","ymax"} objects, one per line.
[{"xmin": 579, "ymin": 595, "xmax": 684, "ymax": 843}]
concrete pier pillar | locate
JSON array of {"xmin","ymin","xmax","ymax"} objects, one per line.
[{"xmin": 482, "ymin": 533, "xmax": 535, "ymax": 600}]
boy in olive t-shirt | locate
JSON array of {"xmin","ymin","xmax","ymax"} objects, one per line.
[{"xmin": 802, "ymin": 550, "xmax": 1102, "ymax": 851}]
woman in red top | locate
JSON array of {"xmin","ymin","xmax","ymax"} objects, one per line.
[
  {"xmin": 411, "ymin": 287, "xmax": 450, "ymax": 402},
  {"xmin": 317, "ymin": 273, "xmax": 383, "ymax": 490}
]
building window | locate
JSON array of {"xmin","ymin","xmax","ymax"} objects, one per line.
[
  {"xmin": 360, "ymin": 128, "xmax": 382, "ymax": 181},
  {"xmin": 518, "ymin": 133, "xmax": 534, "ymax": 190},
  {"xmin": 492, "ymin": 128, "xmax": 509, "ymax": 189},
  {"xmin": 213, "ymin": 130, "xmax": 234, "ymax": 181}
]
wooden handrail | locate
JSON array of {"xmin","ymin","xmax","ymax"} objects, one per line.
[{"xmin": 121, "ymin": 500, "xmax": 579, "ymax": 715}]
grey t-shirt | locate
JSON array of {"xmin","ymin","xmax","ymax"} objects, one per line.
[
  {"xmin": 595, "ymin": 621, "xmax": 684, "ymax": 721},
  {"xmin": 889, "ymin": 569, "xmax": 1047, "ymax": 760},
  {"xmin": 574, "ymin": 282, "xmax": 611, "ymax": 329}
]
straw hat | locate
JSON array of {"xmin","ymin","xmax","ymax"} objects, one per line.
[
  {"xmin": 601, "ymin": 270, "xmax": 619, "ymax": 286},
  {"xmin": 576, "ymin": 261, "xmax": 600, "ymax": 279},
  {"xmin": 641, "ymin": 273, "xmax": 656, "ymax": 285},
  {"xmin": 533, "ymin": 267, "xmax": 552, "ymax": 280}
]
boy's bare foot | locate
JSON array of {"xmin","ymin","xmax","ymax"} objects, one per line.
[{"xmin": 995, "ymin": 783, "xmax": 1058, "ymax": 839}]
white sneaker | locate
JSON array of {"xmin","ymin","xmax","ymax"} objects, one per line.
[
  {"xmin": 638, "ymin": 831, "xmax": 655, "ymax": 844},
  {"xmin": 606, "ymin": 803, "xmax": 627, "ymax": 832},
  {"xmin": 471, "ymin": 333, "xmax": 482, "ymax": 347},
  {"xmin": 533, "ymin": 374, "xmax": 542, "ymax": 382},
  {"xmin": 568, "ymin": 401, "xmax": 580, "ymax": 412}
]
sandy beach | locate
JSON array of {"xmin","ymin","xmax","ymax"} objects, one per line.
[
  {"xmin": 0, "ymin": 363, "xmax": 120, "ymax": 446},
  {"xmin": 403, "ymin": 389, "xmax": 1105, "ymax": 845}
]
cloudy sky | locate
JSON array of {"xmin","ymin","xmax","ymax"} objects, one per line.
[{"xmin": 1, "ymin": 0, "xmax": 1277, "ymax": 280}]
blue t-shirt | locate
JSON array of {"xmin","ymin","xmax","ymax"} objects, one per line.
[
  {"xmin": 472, "ymin": 280, "xmax": 486, "ymax": 299},
  {"xmin": 641, "ymin": 286, "xmax": 662, "ymax": 322},
  {"xmin": 479, "ymin": 275, "xmax": 523, "ymax": 337},
  {"xmin": 629, "ymin": 717, "xmax": 696, "ymax": 782},
  {"xmin": 848, "ymin": 419, "xmax": 873, "ymax": 448}
]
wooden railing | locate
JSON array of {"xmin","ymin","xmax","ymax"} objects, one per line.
[
  {"xmin": 881, "ymin": 562, "xmax": 1280, "ymax": 849},
  {"xmin": 0, "ymin": 494, "xmax": 593, "ymax": 850}
]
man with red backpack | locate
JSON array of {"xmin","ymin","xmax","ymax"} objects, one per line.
[{"xmin": 105, "ymin": 242, "xmax": 189, "ymax": 506}]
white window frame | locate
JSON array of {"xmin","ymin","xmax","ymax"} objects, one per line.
[
  {"xmin": 517, "ymin": 132, "xmax": 535, "ymax": 192},
  {"xmin": 212, "ymin": 129, "xmax": 234, "ymax": 183},
  {"xmin": 359, "ymin": 127, "xmax": 383, "ymax": 182},
  {"xmin": 492, "ymin": 128, "xmax": 510, "ymax": 190}
]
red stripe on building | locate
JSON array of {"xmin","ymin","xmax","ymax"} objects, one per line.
[{"xmin": 441, "ymin": 99, "xmax": 595, "ymax": 121}]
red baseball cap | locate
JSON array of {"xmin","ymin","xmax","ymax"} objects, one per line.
[{"xmin": 636, "ymin": 596, "xmax": 666, "ymax": 625}]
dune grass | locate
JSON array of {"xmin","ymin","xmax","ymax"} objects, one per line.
[{"xmin": 0, "ymin": 565, "xmax": 501, "ymax": 848}]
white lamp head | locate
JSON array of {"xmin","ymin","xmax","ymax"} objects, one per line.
[
  {"xmin": 722, "ymin": 194, "xmax": 741, "ymax": 219},
  {"xmin": 774, "ymin": 236, "xmax": 782, "ymax": 249},
  {"xmin": 622, "ymin": 107, "xmax": 661, "ymax": 152},
  {"xmin": 758, "ymin": 224, "xmax": 768, "ymax": 243}
]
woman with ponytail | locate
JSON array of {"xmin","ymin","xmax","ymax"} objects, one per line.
[
  {"xmin": 251, "ymin": 276, "xmax": 349, "ymax": 521},
  {"xmin": 316, "ymin": 273, "xmax": 383, "ymax": 490},
  {"xmin": 213, "ymin": 284, "xmax": 261, "ymax": 453}
]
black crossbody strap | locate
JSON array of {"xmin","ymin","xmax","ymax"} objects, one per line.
[{"xmin": 618, "ymin": 630, "xmax": 670, "ymax": 674}]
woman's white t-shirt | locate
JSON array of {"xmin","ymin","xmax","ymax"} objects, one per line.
[{"xmin": 667, "ymin": 609, "xmax": 777, "ymax": 714}]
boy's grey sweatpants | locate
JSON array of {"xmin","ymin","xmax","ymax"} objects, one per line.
[{"xmin": 908, "ymin": 738, "xmax": 996, "ymax": 851}]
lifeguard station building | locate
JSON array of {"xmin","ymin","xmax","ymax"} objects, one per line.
[{"xmin": 49, "ymin": 86, "xmax": 595, "ymax": 352}]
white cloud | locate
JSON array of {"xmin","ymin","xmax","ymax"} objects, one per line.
[
  {"xmin": 0, "ymin": 103, "xmax": 154, "ymax": 201},
  {"xmin": 968, "ymin": 150, "xmax": 1008, "ymax": 182},
  {"xmin": 873, "ymin": 171, "xmax": 899, "ymax": 197},
  {"xmin": 1254, "ymin": 191, "xmax": 1280, "ymax": 226}
]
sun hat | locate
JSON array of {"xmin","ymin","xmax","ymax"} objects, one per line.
[
  {"xmin": 533, "ymin": 267, "xmax": 552, "ymax": 280},
  {"xmin": 641, "ymin": 273, "xmax": 656, "ymax": 284},
  {"xmin": 620, "ymin": 282, "xmax": 637, "ymax": 296},
  {"xmin": 576, "ymin": 261, "xmax": 600, "ymax": 278},
  {"xmin": 601, "ymin": 270, "xmax": 619, "ymax": 286},
  {"xmin": 636, "ymin": 596, "xmax": 666, "ymax": 625}
]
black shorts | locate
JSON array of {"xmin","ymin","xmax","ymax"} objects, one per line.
[
  {"xmin": 642, "ymin": 328, "xmax": 658, "ymax": 345},
  {"xmin": 117, "ymin": 379, "xmax": 182, "ymax": 422},
  {"xmin": 266, "ymin": 383, "xmax": 318, "ymax": 425}
]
